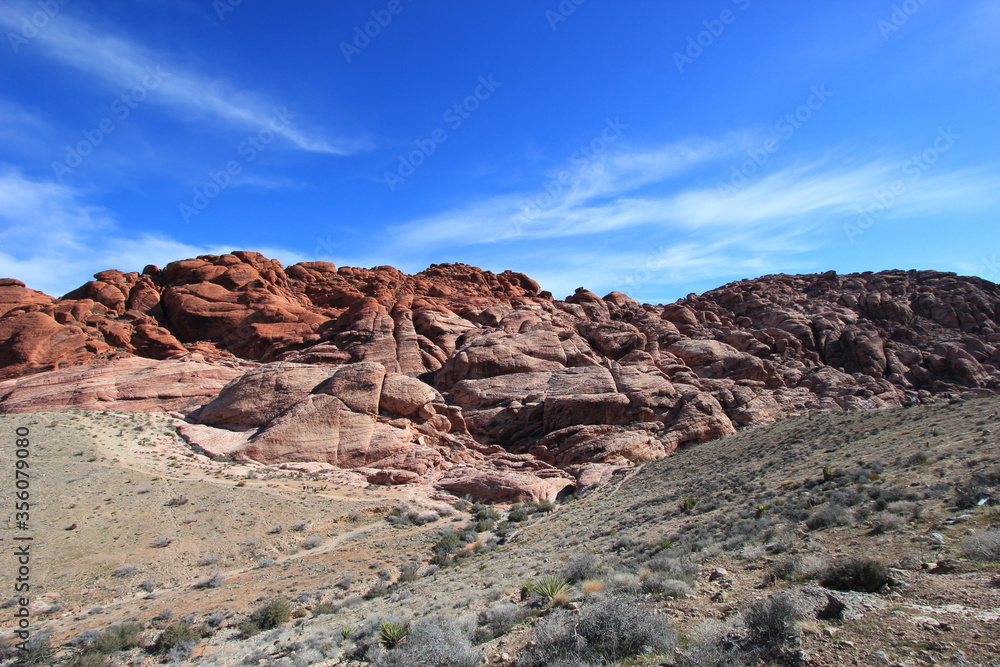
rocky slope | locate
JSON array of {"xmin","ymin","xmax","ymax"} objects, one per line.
[{"xmin": 1, "ymin": 252, "xmax": 998, "ymax": 501}]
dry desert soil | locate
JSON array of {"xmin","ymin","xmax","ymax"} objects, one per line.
[{"xmin": 2, "ymin": 396, "xmax": 999, "ymax": 666}]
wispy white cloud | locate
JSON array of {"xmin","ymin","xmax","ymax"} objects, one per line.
[
  {"xmin": 388, "ymin": 145, "xmax": 998, "ymax": 249},
  {"xmin": 0, "ymin": 3, "xmax": 367, "ymax": 156},
  {"xmin": 0, "ymin": 169, "xmax": 304, "ymax": 296},
  {"xmin": 365, "ymin": 137, "xmax": 999, "ymax": 300}
]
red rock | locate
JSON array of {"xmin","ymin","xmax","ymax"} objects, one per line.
[
  {"xmin": 2, "ymin": 255, "xmax": 1000, "ymax": 502},
  {"xmin": 379, "ymin": 374, "xmax": 443, "ymax": 417},
  {"xmin": 0, "ymin": 357, "xmax": 243, "ymax": 413},
  {"xmin": 435, "ymin": 467, "xmax": 574, "ymax": 504}
]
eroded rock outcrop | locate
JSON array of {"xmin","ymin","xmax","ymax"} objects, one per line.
[{"xmin": 2, "ymin": 255, "xmax": 999, "ymax": 502}]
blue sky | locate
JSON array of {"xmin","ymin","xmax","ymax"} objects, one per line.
[{"xmin": 1, "ymin": 0, "xmax": 998, "ymax": 301}]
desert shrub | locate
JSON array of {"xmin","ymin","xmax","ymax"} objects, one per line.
[
  {"xmin": 963, "ymin": 529, "xmax": 1000, "ymax": 561},
  {"xmin": 387, "ymin": 506, "xmax": 439, "ymax": 526},
  {"xmin": 68, "ymin": 652, "xmax": 108, "ymax": 667},
  {"xmin": 398, "ymin": 566, "xmax": 420, "ymax": 584},
  {"xmin": 374, "ymin": 616, "xmax": 479, "ymax": 667},
  {"xmin": 151, "ymin": 608, "xmax": 172, "ymax": 622},
  {"xmin": 198, "ymin": 553, "xmax": 220, "ymax": 566},
  {"xmin": 741, "ymin": 593, "xmax": 801, "ymax": 648},
  {"xmin": 192, "ymin": 572, "xmax": 224, "ymax": 589},
  {"xmin": 5, "ymin": 633, "xmax": 51, "ymax": 666},
  {"xmin": 516, "ymin": 594, "xmax": 675, "ymax": 666},
  {"xmin": 314, "ymin": 601, "xmax": 338, "ymax": 616},
  {"xmin": 646, "ymin": 555, "xmax": 698, "ymax": 584},
  {"xmin": 302, "ymin": 536, "xmax": 323, "ymax": 549},
  {"xmin": 869, "ymin": 511, "xmax": 907, "ymax": 534},
  {"xmin": 514, "ymin": 611, "xmax": 587, "ymax": 666},
  {"xmin": 346, "ymin": 615, "xmax": 405, "ymax": 661},
  {"xmin": 242, "ymin": 598, "xmax": 290, "ymax": 636},
  {"xmin": 206, "ymin": 612, "xmax": 227, "ymax": 628},
  {"xmin": 150, "ymin": 536, "xmax": 175, "ymax": 548},
  {"xmin": 953, "ymin": 468, "xmax": 1000, "ymax": 509},
  {"xmin": 433, "ymin": 532, "xmax": 463, "ymax": 557},
  {"xmin": 472, "ymin": 519, "xmax": 495, "ymax": 533},
  {"xmin": 642, "ymin": 573, "xmax": 692, "ymax": 598},
  {"xmin": 365, "ymin": 583, "xmax": 391, "ymax": 600},
  {"xmin": 805, "ymin": 503, "xmax": 855, "ymax": 530},
  {"xmin": 164, "ymin": 495, "xmax": 189, "ymax": 507},
  {"xmin": 886, "ymin": 500, "xmax": 923, "ymax": 519},
  {"xmin": 111, "ymin": 565, "xmax": 138, "ymax": 578},
  {"xmin": 153, "ymin": 621, "xmax": 203, "ymax": 655},
  {"xmin": 820, "ymin": 557, "xmax": 889, "ymax": 592},
  {"xmin": 507, "ymin": 507, "xmax": 529, "ymax": 522},
  {"xmin": 533, "ymin": 500, "xmax": 555, "ymax": 513},
  {"xmin": 563, "ymin": 552, "xmax": 599, "ymax": 583},
  {"xmin": 90, "ymin": 622, "xmax": 144, "ymax": 654},
  {"xmin": 607, "ymin": 571, "xmax": 643, "ymax": 595},
  {"xmin": 678, "ymin": 620, "xmax": 746, "ymax": 667},
  {"xmin": 770, "ymin": 555, "xmax": 826, "ymax": 582},
  {"xmin": 475, "ymin": 602, "xmax": 521, "ymax": 642}
]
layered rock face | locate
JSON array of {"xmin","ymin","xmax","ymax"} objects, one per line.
[{"xmin": 1, "ymin": 254, "xmax": 998, "ymax": 502}]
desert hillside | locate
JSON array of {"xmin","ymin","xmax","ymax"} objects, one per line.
[{"xmin": 1, "ymin": 390, "xmax": 998, "ymax": 665}]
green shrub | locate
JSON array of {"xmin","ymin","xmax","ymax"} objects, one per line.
[
  {"xmin": 153, "ymin": 622, "xmax": 203, "ymax": 655},
  {"xmin": 242, "ymin": 598, "xmax": 291, "ymax": 636},
  {"xmin": 433, "ymin": 532, "xmax": 462, "ymax": 556},
  {"xmin": 90, "ymin": 623, "xmax": 144, "ymax": 654},
  {"xmin": 820, "ymin": 557, "xmax": 889, "ymax": 593},
  {"xmin": 314, "ymin": 602, "xmax": 338, "ymax": 615},
  {"xmin": 379, "ymin": 620, "xmax": 410, "ymax": 648},
  {"xmin": 365, "ymin": 583, "xmax": 390, "ymax": 600},
  {"xmin": 507, "ymin": 507, "xmax": 529, "ymax": 522},
  {"xmin": 69, "ymin": 652, "xmax": 109, "ymax": 667}
]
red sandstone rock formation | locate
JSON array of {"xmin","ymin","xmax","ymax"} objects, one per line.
[{"xmin": 2, "ymin": 254, "xmax": 998, "ymax": 502}]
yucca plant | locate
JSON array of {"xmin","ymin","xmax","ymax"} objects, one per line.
[
  {"xmin": 379, "ymin": 620, "xmax": 409, "ymax": 649},
  {"xmin": 526, "ymin": 574, "xmax": 572, "ymax": 601}
]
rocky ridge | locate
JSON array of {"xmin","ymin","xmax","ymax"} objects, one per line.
[{"xmin": 1, "ymin": 252, "xmax": 998, "ymax": 501}]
